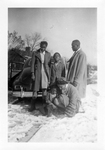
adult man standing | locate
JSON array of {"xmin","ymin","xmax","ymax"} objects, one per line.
[
  {"xmin": 67, "ymin": 40, "xmax": 87, "ymax": 99},
  {"xmin": 29, "ymin": 41, "xmax": 51, "ymax": 111}
]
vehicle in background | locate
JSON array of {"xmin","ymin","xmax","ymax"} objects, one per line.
[{"xmin": 8, "ymin": 54, "xmax": 42, "ymax": 98}]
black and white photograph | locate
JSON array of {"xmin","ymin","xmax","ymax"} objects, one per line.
[
  {"xmin": 8, "ymin": 7, "xmax": 98, "ymax": 142},
  {"xmin": 0, "ymin": 0, "xmax": 105, "ymax": 149}
]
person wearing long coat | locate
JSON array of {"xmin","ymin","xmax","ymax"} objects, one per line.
[
  {"xmin": 50, "ymin": 52, "xmax": 66, "ymax": 85},
  {"xmin": 31, "ymin": 49, "xmax": 51, "ymax": 92},
  {"xmin": 29, "ymin": 41, "xmax": 51, "ymax": 111},
  {"xmin": 67, "ymin": 40, "xmax": 87, "ymax": 98}
]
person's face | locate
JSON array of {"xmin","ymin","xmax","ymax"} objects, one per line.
[
  {"xmin": 58, "ymin": 84, "xmax": 66, "ymax": 94},
  {"xmin": 51, "ymin": 88, "xmax": 57, "ymax": 96},
  {"xmin": 41, "ymin": 44, "xmax": 47, "ymax": 52},
  {"xmin": 71, "ymin": 42, "xmax": 78, "ymax": 52},
  {"xmin": 54, "ymin": 54, "xmax": 60, "ymax": 63}
]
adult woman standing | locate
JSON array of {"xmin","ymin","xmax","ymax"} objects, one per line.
[{"xmin": 29, "ymin": 41, "xmax": 51, "ymax": 111}]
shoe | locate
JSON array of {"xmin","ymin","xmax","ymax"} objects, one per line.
[
  {"xmin": 28, "ymin": 106, "xmax": 35, "ymax": 112},
  {"xmin": 39, "ymin": 106, "xmax": 47, "ymax": 116}
]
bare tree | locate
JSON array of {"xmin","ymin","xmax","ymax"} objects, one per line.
[
  {"xmin": 8, "ymin": 31, "xmax": 25, "ymax": 50},
  {"xmin": 25, "ymin": 32, "xmax": 42, "ymax": 51},
  {"xmin": 25, "ymin": 34, "xmax": 31, "ymax": 47}
]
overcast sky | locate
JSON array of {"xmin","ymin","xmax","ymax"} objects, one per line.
[{"xmin": 8, "ymin": 8, "xmax": 97, "ymax": 65}]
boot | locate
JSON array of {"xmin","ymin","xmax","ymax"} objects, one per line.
[
  {"xmin": 46, "ymin": 105, "xmax": 53, "ymax": 117},
  {"xmin": 39, "ymin": 106, "xmax": 47, "ymax": 116},
  {"xmin": 28, "ymin": 97, "xmax": 36, "ymax": 112},
  {"xmin": 29, "ymin": 91, "xmax": 37, "ymax": 112}
]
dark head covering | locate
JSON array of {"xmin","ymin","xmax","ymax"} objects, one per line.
[
  {"xmin": 56, "ymin": 77, "xmax": 68, "ymax": 85},
  {"xmin": 40, "ymin": 41, "xmax": 48, "ymax": 47}
]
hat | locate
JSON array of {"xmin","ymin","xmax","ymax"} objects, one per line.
[
  {"xmin": 56, "ymin": 77, "xmax": 68, "ymax": 85},
  {"xmin": 40, "ymin": 41, "xmax": 48, "ymax": 47}
]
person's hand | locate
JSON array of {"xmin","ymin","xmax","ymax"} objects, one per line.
[
  {"xmin": 31, "ymin": 73, "xmax": 35, "ymax": 81},
  {"xmin": 50, "ymin": 103, "xmax": 57, "ymax": 109},
  {"xmin": 73, "ymin": 81, "xmax": 78, "ymax": 87}
]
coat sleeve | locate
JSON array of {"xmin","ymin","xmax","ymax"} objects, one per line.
[
  {"xmin": 61, "ymin": 63, "xmax": 66, "ymax": 77},
  {"xmin": 48, "ymin": 53, "xmax": 51, "ymax": 67},
  {"xmin": 48, "ymin": 53, "xmax": 52, "ymax": 80},
  {"xmin": 31, "ymin": 51, "xmax": 35, "ymax": 73},
  {"xmin": 74, "ymin": 53, "xmax": 87, "ymax": 84}
]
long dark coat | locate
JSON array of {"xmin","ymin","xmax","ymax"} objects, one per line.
[
  {"xmin": 67, "ymin": 50, "xmax": 87, "ymax": 98},
  {"xmin": 50, "ymin": 59, "xmax": 66, "ymax": 85},
  {"xmin": 31, "ymin": 49, "xmax": 51, "ymax": 92}
]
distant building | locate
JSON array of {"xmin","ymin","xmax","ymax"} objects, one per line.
[{"xmin": 25, "ymin": 47, "xmax": 32, "ymax": 57}]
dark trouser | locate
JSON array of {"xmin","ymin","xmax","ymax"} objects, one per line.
[
  {"xmin": 29, "ymin": 91, "xmax": 38, "ymax": 111},
  {"xmin": 29, "ymin": 97, "xmax": 37, "ymax": 112},
  {"xmin": 42, "ymin": 89, "xmax": 47, "ymax": 104},
  {"xmin": 29, "ymin": 88, "xmax": 48, "ymax": 112}
]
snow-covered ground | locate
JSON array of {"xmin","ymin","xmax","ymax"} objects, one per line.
[
  {"xmin": 29, "ymin": 84, "xmax": 98, "ymax": 142},
  {"xmin": 8, "ymin": 83, "xmax": 99, "ymax": 142}
]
